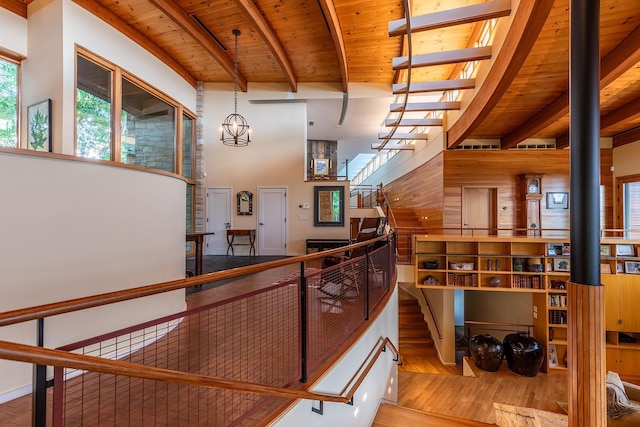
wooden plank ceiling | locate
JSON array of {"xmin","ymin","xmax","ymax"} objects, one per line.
[{"xmin": 6, "ymin": 0, "xmax": 640, "ymax": 148}]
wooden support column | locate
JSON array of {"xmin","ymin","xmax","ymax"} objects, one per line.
[{"xmin": 567, "ymin": 282, "xmax": 606, "ymax": 426}]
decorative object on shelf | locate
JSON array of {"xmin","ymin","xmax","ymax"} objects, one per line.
[
  {"xmin": 488, "ymin": 276, "xmax": 501, "ymax": 287},
  {"xmin": 487, "ymin": 259, "xmax": 493, "ymax": 271},
  {"xmin": 503, "ymin": 332, "xmax": 544, "ymax": 377},
  {"xmin": 423, "ymin": 260, "xmax": 439, "ymax": 269},
  {"xmin": 495, "ymin": 259, "xmax": 500, "ymax": 271},
  {"xmin": 601, "ymin": 245, "xmax": 612, "ymax": 257},
  {"xmin": 423, "ymin": 275, "xmax": 440, "ymax": 285},
  {"xmin": 221, "ymin": 29, "xmax": 250, "ymax": 147},
  {"xmin": 513, "ymin": 257, "xmax": 523, "ymax": 272},
  {"xmin": 468, "ymin": 334, "xmax": 504, "ymax": 372},
  {"xmin": 601, "ymin": 263, "xmax": 612, "ymax": 274},
  {"xmin": 527, "ymin": 257, "xmax": 543, "ymax": 272},
  {"xmin": 450, "ymin": 262, "xmax": 474, "ymax": 270},
  {"xmin": 561, "ymin": 245, "xmax": 571, "ymax": 255},
  {"xmin": 616, "ymin": 244, "xmax": 635, "ymax": 257},
  {"xmin": 617, "ymin": 262, "xmax": 624, "ymax": 273},
  {"xmin": 548, "ymin": 343, "xmax": 558, "ymax": 367},
  {"xmin": 550, "ymin": 280, "xmax": 566, "ymax": 289},
  {"xmin": 624, "ymin": 261, "xmax": 640, "ymax": 274},
  {"xmin": 27, "ymin": 99, "xmax": 52, "ymax": 152},
  {"xmin": 546, "ymin": 192, "xmax": 569, "ymax": 209},
  {"xmin": 553, "ymin": 258, "xmax": 570, "ymax": 272}
]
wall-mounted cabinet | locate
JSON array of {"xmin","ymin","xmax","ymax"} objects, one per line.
[{"xmin": 415, "ymin": 236, "xmax": 640, "ymax": 379}]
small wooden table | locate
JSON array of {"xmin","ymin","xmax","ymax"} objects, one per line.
[
  {"xmin": 186, "ymin": 231, "xmax": 215, "ymax": 275},
  {"xmin": 226, "ymin": 229, "xmax": 256, "ymax": 256}
]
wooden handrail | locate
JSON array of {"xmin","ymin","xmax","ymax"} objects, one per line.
[
  {"xmin": 0, "ymin": 336, "xmax": 400, "ymax": 405},
  {"xmin": 0, "ymin": 232, "xmax": 394, "ymax": 328}
]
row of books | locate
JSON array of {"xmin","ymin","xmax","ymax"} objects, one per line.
[
  {"xmin": 549, "ymin": 309, "xmax": 568, "ymax": 325},
  {"xmin": 548, "ymin": 294, "xmax": 567, "ymax": 307},
  {"xmin": 447, "ymin": 273, "xmax": 478, "ymax": 287},
  {"xmin": 511, "ymin": 275, "xmax": 543, "ymax": 289}
]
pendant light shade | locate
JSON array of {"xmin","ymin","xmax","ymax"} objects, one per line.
[{"xmin": 221, "ymin": 29, "xmax": 250, "ymax": 147}]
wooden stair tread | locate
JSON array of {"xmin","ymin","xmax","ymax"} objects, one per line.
[{"xmin": 372, "ymin": 403, "xmax": 495, "ymax": 427}]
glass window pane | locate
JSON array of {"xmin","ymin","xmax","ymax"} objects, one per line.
[
  {"xmin": 624, "ymin": 181, "xmax": 640, "ymax": 239},
  {"xmin": 182, "ymin": 114, "xmax": 194, "ymax": 179},
  {"xmin": 0, "ymin": 58, "xmax": 18, "ymax": 148},
  {"xmin": 76, "ymin": 56, "xmax": 112, "ymax": 159},
  {"xmin": 121, "ymin": 78, "xmax": 175, "ymax": 172}
]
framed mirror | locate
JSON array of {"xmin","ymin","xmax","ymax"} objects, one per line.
[
  {"xmin": 314, "ymin": 186, "xmax": 344, "ymax": 226},
  {"xmin": 237, "ymin": 190, "xmax": 252, "ymax": 215}
]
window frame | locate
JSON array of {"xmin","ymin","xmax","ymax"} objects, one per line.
[{"xmin": 0, "ymin": 53, "xmax": 21, "ymax": 148}]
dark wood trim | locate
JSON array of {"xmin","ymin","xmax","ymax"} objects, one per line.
[
  {"xmin": 393, "ymin": 46, "xmax": 492, "ymax": 70},
  {"xmin": 317, "ymin": 0, "xmax": 349, "ymax": 94},
  {"xmin": 71, "ymin": 0, "xmax": 197, "ymax": 87},
  {"xmin": 613, "ymin": 127, "xmax": 640, "ymax": 147},
  {"xmin": 388, "ymin": 0, "xmax": 511, "ymax": 37},
  {"xmin": 447, "ymin": 0, "xmax": 554, "ymax": 149},
  {"xmin": 234, "ymin": 0, "xmax": 297, "ymax": 92}
]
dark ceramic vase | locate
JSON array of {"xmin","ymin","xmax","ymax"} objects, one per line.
[
  {"xmin": 468, "ymin": 334, "xmax": 504, "ymax": 372},
  {"xmin": 503, "ymin": 332, "xmax": 544, "ymax": 377}
]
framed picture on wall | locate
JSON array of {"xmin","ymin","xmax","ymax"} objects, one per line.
[
  {"xmin": 313, "ymin": 158, "xmax": 329, "ymax": 176},
  {"xmin": 546, "ymin": 192, "xmax": 569, "ymax": 209},
  {"xmin": 27, "ymin": 99, "xmax": 52, "ymax": 152},
  {"xmin": 553, "ymin": 258, "xmax": 570, "ymax": 272}
]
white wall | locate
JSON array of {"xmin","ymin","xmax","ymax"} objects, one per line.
[
  {"xmin": 203, "ymin": 84, "xmax": 350, "ymax": 255},
  {"xmin": 0, "ymin": 7, "xmax": 27, "ymax": 56},
  {"xmin": 272, "ymin": 286, "xmax": 398, "ymax": 427},
  {"xmin": 0, "ymin": 151, "xmax": 186, "ymax": 400}
]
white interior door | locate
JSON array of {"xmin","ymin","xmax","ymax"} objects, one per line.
[
  {"xmin": 206, "ymin": 187, "xmax": 232, "ymax": 255},
  {"xmin": 258, "ymin": 187, "xmax": 287, "ymax": 255}
]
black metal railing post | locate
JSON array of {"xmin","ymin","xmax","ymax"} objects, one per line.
[
  {"xmin": 33, "ymin": 318, "xmax": 46, "ymax": 427},
  {"xmin": 364, "ymin": 246, "xmax": 370, "ymax": 320},
  {"xmin": 299, "ymin": 261, "xmax": 308, "ymax": 383}
]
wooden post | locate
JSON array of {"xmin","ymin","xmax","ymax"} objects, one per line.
[{"xmin": 567, "ymin": 282, "xmax": 606, "ymax": 426}]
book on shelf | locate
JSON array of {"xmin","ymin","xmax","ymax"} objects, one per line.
[
  {"xmin": 549, "ymin": 310, "xmax": 567, "ymax": 325},
  {"xmin": 447, "ymin": 273, "xmax": 478, "ymax": 287},
  {"xmin": 548, "ymin": 294, "xmax": 567, "ymax": 307},
  {"xmin": 511, "ymin": 275, "xmax": 543, "ymax": 289}
]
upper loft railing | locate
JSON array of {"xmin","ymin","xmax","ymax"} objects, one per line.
[{"xmin": 0, "ymin": 233, "xmax": 398, "ymax": 426}]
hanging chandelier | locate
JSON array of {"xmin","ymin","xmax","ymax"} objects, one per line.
[{"xmin": 221, "ymin": 29, "xmax": 250, "ymax": 147}]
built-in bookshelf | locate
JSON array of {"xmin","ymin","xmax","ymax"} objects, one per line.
[{"xmin": 415, "ymin": 235, "xmax": 640, "ymax": 378}]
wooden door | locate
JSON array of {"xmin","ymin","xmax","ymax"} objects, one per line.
[{"xmin": 462, "ymin": 187, "xmax": 497, "ymax": 235}]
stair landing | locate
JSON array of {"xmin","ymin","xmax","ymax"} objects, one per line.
[{"xmin": 372, "ymin": 403, "xmax": 495, "ymax": 427}]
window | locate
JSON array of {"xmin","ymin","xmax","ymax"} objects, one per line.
[
  {"xmin": 619, "ymin": 176, "xmax": 640, "ymax": 239},
  {"xmin": 0, "ymin": 57, "xmax": 19, "ymax": 148},
  {"xmin": 75, "ymin": 49, "xmax": 194, "ymax": 177}
]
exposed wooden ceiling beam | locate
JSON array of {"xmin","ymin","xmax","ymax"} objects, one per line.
[
  {"xmin": 371, "ymin": 142, "xmax": 416, "ymax": 150},
  {"xmin": 502, "ymin": 19, "xmax": 640, "ymax": 149},
  {"xmin": 556, "ymin": 133, "xmax": 569, "ymax": 149},
  {"xmin": 613, "ymin": 127, "xmax": 640, "ymax": 148},
  {"xmin": 234, "ymin": 0, "xmax": 297, "ymax": 92},
  {"xmin": 389, "ymin": 0, "xmax": 511, "ymax": 37},
  {"xmin": 148, "ymin": 0, "xmax": 247, "ymax": 92},
  {"xmin": 393, "ymin": 46, "xmax": 492, "ymax": 70},
  {"xmin": 385, "ymin": 118, "xmax": 443, "ymax": 127},
  {"xmin": 392, "ymin": 79, "xmax": 476, "ymax": 95},
  {"xmin": 0, "ymin": 0, "xmax": 27, "ymax": 18},
  {"xmin": 390, "ymin": 101, "xmax": 460, "ymax": 112},
  {"xmin": 72, "ymin": 0, "xmax": 197, "ymax": 87},
  {"xmin": 601, "ymin": 98, "xmax": 640, "ymax": 135},
  {"xmin": 317, "ymin": 0, "xmax": 349, "ymax": 93},
  {"xmin": 447, "ymin": 0, "xmax": 555, "ymax": 149},
  {"xmin": 378, "ymin": 132, "xmax": 429, "ymax": 140}
]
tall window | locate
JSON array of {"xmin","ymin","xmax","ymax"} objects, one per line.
[
  {"xmin": 0, "ymin": 57, "xmax": 18, "ymax": 148},
  {"xmin": 76, "ymin": 55, "xmax": 112, "ymax": 159}
]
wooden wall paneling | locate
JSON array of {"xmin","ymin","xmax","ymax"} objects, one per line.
[{"xmin": 600, "ymin": 149, "xmax": 614, "ymax": 230}]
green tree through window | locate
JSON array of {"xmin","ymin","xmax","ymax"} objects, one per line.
[{"xmin": 0, "ymin": 58, "xmax": 18, "ymax": 148}]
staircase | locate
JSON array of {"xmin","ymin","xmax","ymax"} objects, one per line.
[
  {"xmin": 399, "ymin": 296, "xmax": 436, "ymax": 357},
  {"xmin": 390, "ymin": 208, "xmax": 424, "ymax": 263},
  {"xmin": 372, "ymin": 403, "xmax": 495, "ymax": 427}
]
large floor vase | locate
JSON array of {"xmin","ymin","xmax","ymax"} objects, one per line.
[
  {"xmin": 468, "ymin": 334, "xmax": 504, "ymax": 372},
  {"xmin": 503, "ymin": 332, "xmax": 544, "ymax": 377}
]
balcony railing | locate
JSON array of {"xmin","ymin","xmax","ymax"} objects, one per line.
[{"xmin": 0, "ymin": 234, "xmax": 398, "ymax": 426}]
